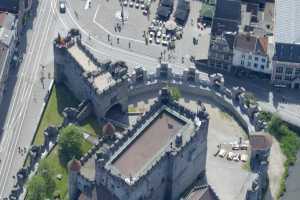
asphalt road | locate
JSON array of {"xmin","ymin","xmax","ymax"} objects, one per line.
[
  {"xmin": 0, "ymin": 0, "xmax": 299, "ymax": 198},
  {"xmin": 0, "ymin": 0, "xmax": 55, "ymax": 198}
]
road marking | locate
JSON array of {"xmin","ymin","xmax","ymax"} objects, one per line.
[
  {"xmin": 92, "ymin": 5, "xmax": 145, "ymax": 44},
  {"xmin": 0, "ymin": 2, "xmax": 53, "ymax": 195},
  {"xmin": 64, "ymin": 0, "xmax": 156, "ymax": 62}
]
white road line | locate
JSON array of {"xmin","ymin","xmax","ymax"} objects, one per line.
[
  {"xmin": 0, "ymin": 3, "xmax": 53, "ymax": 195},
  {"xmin": 64, "ymin": 0, "xmax": 156, "ymax": 62},
  {"xmin": 92, "ymin": 5, "xmax": 145, "ymax": 44},
  {"xmin": 0, "ymin": 0, "xmax": 49, "ymax": 152}
]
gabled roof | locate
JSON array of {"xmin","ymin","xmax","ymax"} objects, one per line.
[
  {"xmin": 0, "ymin": 0, "xmax": 19, "ymax": 13},
  {"xmin": 233, "ymin": 34, "xmax": 268, "ymax": 55},
  {"xmin": 211, "ymin": 18, "xmax": 239, "ymax": 36},
  {"xmin": 214, "ymin": 0, "xmax": 241, "ymax": 21},
  {"xmin": 161, "ymin": 0, "xmax": 173, "ymax": 8},
  {"xmin": 157, "ymin": 6, "xmax": 172, "ymax": 18}
]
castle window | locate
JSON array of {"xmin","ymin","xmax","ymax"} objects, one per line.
[
  {"xmin": 286, "ymin": 67, "xmax": 293, "ymax": 74},
  {"xmin": 161, "ymin": 177, "xmax": 165, "ymax": 183},
  {"xmin": 254, "ymin": 57, "xmax": 258, "ymax": 61},
  {"xmin": 276, "ymin": 67, "xmax": 283, "ymax": 73}
]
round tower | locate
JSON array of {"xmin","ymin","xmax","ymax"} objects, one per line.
[
  {"xmin": 68, "ymin": 159, "xmax": 81, "ymax": 200},
  {"xmin": 102, "ymin": 122, "xmax": 116, "ymax": 140}
]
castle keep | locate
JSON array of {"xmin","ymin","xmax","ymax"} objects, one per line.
[
  {"xmin": 68, "ymin": 88, "xmax": 209, "ymax": 200},
  {"xmin": 53, "ymin": 33, "xmax": 129, "ymax": 120}
]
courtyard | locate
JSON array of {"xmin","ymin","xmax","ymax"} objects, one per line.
[{"xmin": 127, "ymin": 91, "xmax": 252, "ymax": 200}]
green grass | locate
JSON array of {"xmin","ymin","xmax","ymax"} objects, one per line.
[
  {"xmin": 128, "ymin": 106, "xmax": 138, "ymax": 113},
  {"xmin": 26, "ymin": 84, "xmax": 100, "ymax": 199},
  {"xmin": 33, "ymin": 85, "xmax": 79, "ymax": 145},
  {"xmin": 266, "ymin": 115, "xmax": 300, "ymax": 199},
  {"xmin": 46, "ymin": 147, "xmax": 68, "ymax": 199},
  {"xmin": 78, "ymin": 116, "xmax": 102, "ymax": 137}
]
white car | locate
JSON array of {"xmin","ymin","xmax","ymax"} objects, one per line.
[
  {"xmin": 155, "ymin": 38, "xmax": 161, "ymax": 44},
  {"xmin": 123, "ymin": 1, "xmax": 128, "ymax": 6},
  {"xmin": 141, "ymin": 4, "xmax": 145, "ymax": 10},
  {"xmin": 129, "ymin": 1, "xmax": 134, "ymax": 7},
  {"xmin": 149, "ymin": 37, "xmax": 153, "ymax": 43},
  {"xmin": 135, "ymin": 3, "xmax": 139, "ymax": 8},
  {"xmin": 218, "ymin": 149, "xmax": 226, "ymax": 158},
  {"xmin": 143, "ymin": 9, "xmax": 148, "ymax": 15}
]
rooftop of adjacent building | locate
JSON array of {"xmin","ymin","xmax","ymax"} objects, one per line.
[
  {"xmin": 274, "ymin": 0, "xmax": 300, "ymax": 44},
  {"xmin": 234, "ymin": 33, "xmax": 268, "ymax": 55},
  {"xmin": 67, "ymin": 43, "xmax": 116, "ymax": 92},
  {"xmin": 0, "ymin": 0, "xmax": 19, "ymax": 14},
  {"xmin": 0, "ymin": 11, "xmax": 16, "ymax": 46},
  {"xmin": 249, "ymin": 132, "xmax": 272, "ymax": 151},
  {"xmin": 111, "ymin": 109, "xmax": 187, "ymax": 178}
]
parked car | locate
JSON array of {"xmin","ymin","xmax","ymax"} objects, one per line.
[
  {"xmin": 59, "ymin": 0, "xmax": 66, "ymax": 13},
  {"xmin": 129, "ymin": 1, "xmax": 134, "ymax": 7},
  {"xmin": 123, "ymin": 0, "xmax": 128, "ymax": 6}
]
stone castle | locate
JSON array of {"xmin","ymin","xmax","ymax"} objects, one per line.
[
  {"xmin": 52, "ymin": 31, "xmax": 271, "ymax": 200},
  {"xmin": 68, "ymin": 88, "xmax": 209, "ymax": 200},
  {"xmin": 54, "ymin": 32, "xmax": 129, "ymax": 120}
]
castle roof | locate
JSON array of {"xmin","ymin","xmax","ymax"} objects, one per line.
[{"xmin": 102, "ymin": 122, "xmax": 116, "ymax": 136}]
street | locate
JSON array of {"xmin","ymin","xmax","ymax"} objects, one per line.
[{"xmin": 0, "ymin": 0, "xmax": 54, "ymax": 197}]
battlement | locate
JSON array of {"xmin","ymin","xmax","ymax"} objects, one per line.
[{"xmin": 93, "ymin": 89, "xmax": 208, "ymax": 189}]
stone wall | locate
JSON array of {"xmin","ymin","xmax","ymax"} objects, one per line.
[{"xmin": 53, "ymin": 40, "xmax": 129, "ymax": 121}]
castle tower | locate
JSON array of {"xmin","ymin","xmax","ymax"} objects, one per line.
[{"xmin": 68, "ymin": 159, "xmax": 82, "ymax": 200}]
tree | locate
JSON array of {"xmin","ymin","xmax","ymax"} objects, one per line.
[
  {"xmin": 58, "ymin": 125, "xmax": 83, "ymax": 166},
  {"xmin": 38, "ymin": 160, "xmax": 56, "ymax": 196},
  {"xmin": 244, "ymin": 92, "xmax": 257, "ymax": 107},
  {"xmin": 169, "ymin": 86, "xmax": 181, "ymax": 101},
  {"xmin": 27, "ymin": 176, "xmax": 47, "ymax": 200}
]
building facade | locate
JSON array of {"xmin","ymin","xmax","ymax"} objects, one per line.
[
  {"xmin": 232, "ymin": 34, "xmax": 270, "ymax": 74},
  {"xmin": 208, "ymin": 0, "xmax": 241, "ymax": 72},
  {"xmin": 271, "ymin": 43, "xmax": 300, "ymax": 88},
  {"xmin": 271, "ymin": 0, "xmax": 300, "ymax": 89}
]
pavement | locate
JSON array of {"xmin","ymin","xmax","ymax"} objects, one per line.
[
  {"xmin": 0, "ymin": 0, "xmax": 55, "ymax": 198},
  {"xmin": 0, "ymin": 0, "xmax": 299, "ymax": 198}
]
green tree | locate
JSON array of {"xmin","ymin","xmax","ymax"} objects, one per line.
[
  {"xmin": 58, "ymin": 125, "xmax": 83, "ymax": 166},
  {"xmin": 169, "ymin": 86, "xmax": 181, "ymax": 101},
  {"xmin": 38, "ymin": 160, "xmax": 56, "ymax": 196},
  {"xmin": 27, "ymin": 176, "xmax": 47, "ymax": 200},
  {"xmin": 244, "ymin": 92, "xmax": 257, "ymax": 107}
]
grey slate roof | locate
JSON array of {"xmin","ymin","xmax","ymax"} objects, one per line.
[
  {"xmin": 273, "ymin": 43, "xmax": 300, "ymax": 63},
  {"xmin": 214, "ymin": 0, "xmax": 241, "ymax": 21},
  {"xmin": 275, "ymin": 0, "xmax": 300, "ymax": 44},
  {"xmin": 211, "ymin": 18, "xmax": 239, "ymax": 36},
  {"xmin": 211, "ymin": 0, "xmax": 241, "ymax": 36},
  {"xmin": 0, "ymin": 0, "xmax": 19, "ymax": 13}
]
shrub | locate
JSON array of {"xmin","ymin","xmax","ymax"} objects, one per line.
[{"xmin": 58, "ymin": 125, "xmax": 83, "ymax": 166}]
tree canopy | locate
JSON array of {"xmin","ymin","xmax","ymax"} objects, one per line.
[
  {"xmin": 27, "ymin": 176, "xmax": 47, "ymax": 200},
  {"xmin": 58, "ymin": 125, "xmax": 83, "ymax": 166}
]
